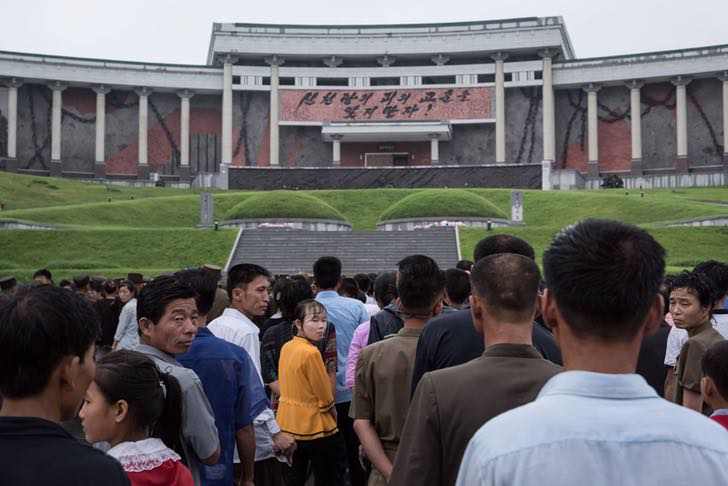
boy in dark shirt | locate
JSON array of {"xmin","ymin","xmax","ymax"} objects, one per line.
[{"xmin": 0, "ymin": 286, "xmax": 130, "ymax": 486}]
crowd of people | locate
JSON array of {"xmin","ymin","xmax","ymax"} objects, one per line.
[{"xmin": 2, "ymin": 218, "xmax": 728, "ymax": 485}]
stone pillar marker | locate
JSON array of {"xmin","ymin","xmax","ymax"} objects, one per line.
[
  {"xmin": 135, "ymin": 87, "xmax": 151, "ymax": 179},
  {"xmin": 221, "ymin": 55, "xmax": 235, "ymax": 175},
  {"xmin": 511, "ymin": 190, "xmax": 524, "ymax": 223},
  {"xmin": 429, "ymin": 134, "xmax": 440, "ymax": 164},
  {"xmin": 266, "ymin": 55, "xmax": 285, "ymax": 167},
  {"xmin": 178, "ymin": 90, "xmax": 194, "ymax": 179},
  {"xmin": 5, "ymin": 78, "xmax": 22, "ymax": 170},
  {"xmin": 331, "ymin": 134, "xmax": 342, "ymax": 166},
  {"xmin": 672, "ymin": 76, "xmax": 691, "ymax": 173},
  {"xmin": 492, "ymin": 52, "xmax": 508, "ymax": 164},
  {"xmin": 49, "ymin": 81, "xmax": 66, "ymax": 176},
  {"xmin": 627, "ymin": 80, "xmax": 644, "ymax": 175},
  {"xmin": 93, "ymin": 86, "xmax": 111, "ymax": 178},
  {"xmin": 720, "ymin": 72, "xmax": 728, "ymax": 168},
  {"xmin": 199, "ymin": 192, "xmax": 214, "ymax": 227},
  {"xmin": 584, "ymin": 83, "xmax": 601, "ymax": 178},
  {"xmin": 539, "ymin": 50, "xmax": 557, "ymax": 190}
]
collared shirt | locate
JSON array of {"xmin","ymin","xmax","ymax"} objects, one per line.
[
  {"xmin": 390, "ymin": 343, "xmax": 561, "ymax": 486},
  {"xmin": 114, "ymin": 298, "xmax": 138, "ymax": 350},
  {"xmin": 135, "ymin": 344, "xmax": 220, "ymax": 486},
  {"xmin": 0, "ymin": 416, "xmax": 130, "ymax": 486},
  {"xmin": 178, "ymin": 327, "xmax": 269, "ymax": 486},
  {"xmin": 316, "ymin": 290, "xmax": 369, "ymax": 403},
  {"xmin": 457, "ymin": 371, "xmax": 728, "ymax": 486},
  {"xmin": 350, "ymin": 327, "xmax": 422, "ymax": 452},
  {"xmin": 672, "ymin": 321, "xmax": 725, "ymax": 412},
  {"xmin": 208, "ymin": 308, "xmax": 282, "ymax": 461}
]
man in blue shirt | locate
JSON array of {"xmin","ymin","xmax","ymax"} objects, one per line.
[
  {"xmin": 176, "ymin": 269, "xmax": 269, "ymax": 486},
  {"xmin": 457, "ymin": 219, "xmax": 728, "ymax": 485},
  {"xmin": 314, "ymin": 256, "xmax": 369, "ymax": 486}
]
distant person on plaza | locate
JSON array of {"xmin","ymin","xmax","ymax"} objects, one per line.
[
  {"xmin": 277, "ymin": 300, "xmax": 348, "ymax": 486},
  {"xmin": 314, "ymin": 256, "xmax": 370, "ymax": 486},
  {"xmin": 134, "ymin": 275, "xmax": 221, "ymax": 486},
  {"xmin": 389, "ymin": 253, "xmax": 561, "ymax": 486},
  {"xmin": 339, "ymin": 277, "xmax": 367, "ymax": 303},
  {"xmin": 366, "ymin": 271, "xmax": 402, "ymax": 345},
  {"xmin": 457, "ymin": 219, "xmax": 728, "ymax": 486},
  {"xmin": 176, "ymin": 268, "xmax": 268, "ymax": 486},
  {"xmin": 113, "ymin": 280, "xmax": 139, "ymax": 350},
  {"xmin": 208, "ymin": 263, "xmax": 296, "ymax": 486},
  {"xmin": 74, "ymin": 274, "xmax": 91, "ymax": 296},
  {"xmin": 79, "ymin": 350, "xmax": 193, "ymax": 486},
  {"xmin": 669, "ymin": 271, "xmax": 726, "ymax": 414},
  {"xmin": 32, "ymin": 268, "xmax": 53, "ymax": 286},
  {"xmin": 701, "ymin": 341, "xmax": 728, "ymax": 431},
  {"xmin": 352, "ymin": 255, "xmax": 446, "ymax": 485},
  {"xmin": 0, "ymin": 286, "xmax": 129, "ymax": 486},
  {"xmin": 86, "ymin": 278, "xmax": 104, "ymax": 304},
  {"xmin": 96, "ymin": 279, "xmax": 124, "ymax": 350},
  {"xmin": 59, "ymin": 279, "xmax": 73, "ymax": 290},
  {"xmin": 442, "ymin": 268, "xmax": 471, "ymax": 312},
  {"xmin": 354, "ymin": 273, "xmax": 376, "ymax": 307},
  {"xmin": 410, "ymin": 234, "xmax": 562, "ymax": 396},
  {"xmin": 202, "ymin": 264, "xmax": 229, "ymax": 324},
  {"xmin": 455, "ymin": 259, "xmax": 473, "ymax": 273}
]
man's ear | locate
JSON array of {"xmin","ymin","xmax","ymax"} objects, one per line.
[
  {"xmin": 432, "ymin": 299, "xmax": 444, "ymax": 317},
  {"xmin": 542, "ymin": 289, "xmax": 560, "ymax": 335},
  {"xmin": 470, "ymin": 294, "xmax": 484, "ymax": 334},
  {"xmin": 138, "ymin": 317, "xmax": 153, "ymax": 339},
  {"xmin": 57, "ymin": 355, "xmax": 77, "ymax": 391}
]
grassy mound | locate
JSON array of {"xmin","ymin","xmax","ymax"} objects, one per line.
[
  {"xmin": 378, "ymin": 189, "xmax": 507, "ymax": 222},
  {"xmin": 224, "ymin": 191, "xmax": 348, "ymax": 222}
]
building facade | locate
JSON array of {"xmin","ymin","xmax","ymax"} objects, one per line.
[{"xmin": 0, "ymin": 17, "xmax": 727, "ymax": 190}]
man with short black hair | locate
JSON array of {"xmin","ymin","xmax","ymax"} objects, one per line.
[
  {"xmin": 32, "ymin": 268, "xmax": 53, "ymax": 286},
  {"xmin": 0, "ymin": 286, "xmax": 129, "ymax": 486},
  {"xmin": 457, "ymin": 219, "xmax": 728, "ymax": 485},
  {"xmin": 209, "ymin": 263, "xmax": 296, "ymax": 486},
  {"xmin": 410, "ymin": 234, "xmax": 561, "ymax": 396},
  {"xmin": 443, "ymin": 268, "xmax": 471, "ymax": 311},
  {"xmin": 135, "ymin": 275, "xmax": 221, "ymax": 486},
  {"xmin": 390, "ymin": 254, "xmax": 561, "ymax": 486},
  {"xmin": 352, "ymin": 255, "xmax": 445, "ymax": 485},
  {"xmin": 367, "ymin": 271, "xmax": 402, "ymax": 345}
]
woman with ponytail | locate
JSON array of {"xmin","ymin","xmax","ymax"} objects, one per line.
[{"xmin": 79, "ymin": 349, "xmax": 193, "ymax": 486}]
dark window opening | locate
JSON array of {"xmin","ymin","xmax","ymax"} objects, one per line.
[
  {"xmin": 316, "ymin": 77, "xmax": 349, "ymax": 87},
  {"xmin": 477, "ymin": 74, "xmax": 495, "ymax": 83},
  {"xmin": 370, "ymin": 77, "xmax": 400, "ymax": 86},
  {"xmin": 422, "ymin": 75, "xmax": 456, "ymax": 85},
  {"xmin": 534, "ymin": 71, "xmax": 543, "ymax": 80},
  {"xmin": 232, "ymin": 75, "xmax": 241, "ymax": 85},
  {"xmin": 262, "ymin": 76, "xmax": 295, "ymax": 86}
]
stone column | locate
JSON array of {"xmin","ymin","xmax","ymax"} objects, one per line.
[
  {"xmin": 135, "ymin": 87, "xmax": 151, "ymax": 179},
  {"xmin": 221, "ymin": 55, "xmax": 234, "ymax": 176},
  {"xmin": 430, "ymin": 134, "xmax": 440, "ymax": 164},
  {"xmin": 721, "ymin": 72, "xmax": 728, "ymax": 169},
  {"xmin": 5, "ymin": 78, "xmax": 22, "ymax": 171},
  {"xmin": 49, "ymin": 81, "xmax": 66, "ymax": 176},
  {"xmin": 539, "ymin": 50, "xmax": 556, "ymax": 190},
  {"xmin": 93, "ymin": 86, "xmax": 111, "ymax": 178},
  {"xmin": 178, "ymin": 90, "xmax": 194, "ymax": 179},
  {"xmin": 492, "ymin": 52, "xmax": 508, "ymax": 164},
  {"xmin": 266, "ymin": 55, "xmax": 285, "ymax": 167},
  {"xmin": 626, "ymin": 80, "xmax": 644, "ymax": 175},
  {"xmin": 673, "ymin": 77, "xmax": 691, "ymax": 173},
  {"xmin": 584, "ymin": 84, "xmax": 600, "ymax": 178},
  {"xmin": 331, "ymin": 135, "xmax": 342, "ymax": 166}
]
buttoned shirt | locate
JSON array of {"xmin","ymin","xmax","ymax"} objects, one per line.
[
  {"xmin": 316, "ymin": 290, "xmax": 369, "ymax": 403},
  {"xmin": 457, "ymin": 371, "xmax": 728, "ymax": 486},
  {"xmin": 134, "ymin": 344, "xmax": 220, "ymax": 486},
  {"xmin": 113, "ymin": 298, "xmax": 138, "ymax": 350}
]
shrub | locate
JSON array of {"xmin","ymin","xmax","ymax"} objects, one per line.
[
  {"xmin": 224, "ymin": 191, "xmax": 348, "ymax": 221},
  {"xmin": 378, "ymin": 189, "xmax": 506, "ymax": 222}
]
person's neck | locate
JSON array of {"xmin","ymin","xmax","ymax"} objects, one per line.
[
  {"xmin": 561, "ymin": 337, "xmax": 640, "ymax": 374},
  {"xmin": 110, "ymin": 428, "xmax": 148, "ymax": 448},
  {"xmin": 231, "ymin": 304, "xmax": 255, "ymax": 321},
  {"xmin": 484, "ymin": 321, "xmax": 533, "ymax": 347},
  {"xmin": 687, "ymin": 319, "xmax": 711, "ymax": 338},
  {"xmin": 0, "ymin": 395, "xmax": 62, "ymax": 423},
  {"xmin": 403, "ymin": 317, "xmax": 429, "ymax": 329}
]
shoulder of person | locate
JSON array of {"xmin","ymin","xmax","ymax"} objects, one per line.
[{"xmin": 72, "ymin": 441, "xmax": 129, "ymax": 481}]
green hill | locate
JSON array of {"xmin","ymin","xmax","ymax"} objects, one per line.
[{"xmin": 378, "ymin": 189, "xmax": 506, "ymax": 222}]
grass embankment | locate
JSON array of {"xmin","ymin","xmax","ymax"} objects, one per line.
[
  {"xmin": 225, "ymin": 192, "xmax": 348, "ymax": 221},
  {"xmin": 378, "ymin": 189, "xmax": 506, "ymax": 221}
]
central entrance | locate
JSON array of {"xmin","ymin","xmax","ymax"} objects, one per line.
[{"xmin": 365, "ymin": 152, "xmax": 410, "ymax": 167}]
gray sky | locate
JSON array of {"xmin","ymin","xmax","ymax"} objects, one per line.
[{"xmin": 0, "ymin": 0, "xmax": 726, "ymax": 64}]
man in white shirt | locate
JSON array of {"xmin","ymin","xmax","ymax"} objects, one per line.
[{"xmin": 208, "ymin": 263, "xmax": 295, "ymax": 486}]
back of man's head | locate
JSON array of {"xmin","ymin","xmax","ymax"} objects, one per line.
[
  {"xmin": 313, "ymin": 256, "xmax": 342, "ymax": 290},
  {"xmin": 175, "ymin": 268, "xmax": 218, "ymax": 317},
  {"xmin": 397, "ymin": 255, "xmax": 446, "ymax": 316},
  {"xmin": 226, "ymin": 263, "xmax": 272, "ymax": 298},
  {"xmin": 373, "ymin": 271, "xmax": 398, "ymax": 308},
  {"xmin": 471, "ymin": 253, "xmax": 541, "ymax": 322},
  {"xmin": 543, "ymin": 219, "xmax": 665, "ymax": 341},
  {"xmin": 0, "ymin": 286, "xmax": 98, "ymax": 406},
  {"xmin": 353, "ymin": 273, "xmax": 372, "ymax": 295},
  {"xmin": 693, "ymin": 260, "xmax": 728, "ymax": 307},
  {"xmin": 137, "ymin": 275, "xmax": 198, "ymax": 327},
  {"xmin": 474, "ymin": 234, "xmax": 535, "ymax": 262},
  {"xmin": 444, "ymin": 268, "xmax": 471, "ymax": 306},
  {"xmin": 275, "ymin": 277, "xmax": 314, "ymax": 321}
]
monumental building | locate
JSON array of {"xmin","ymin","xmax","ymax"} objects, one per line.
[{"xmin": 1, "ymin": 17, "xmax": 727, "ymax": 190}]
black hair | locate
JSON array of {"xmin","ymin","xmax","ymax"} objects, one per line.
[
  {"xmin": 471, "ymin": 254, "xmax": 541, "ymax": 321},
  {"xmin": 444, "ymin": 268, "xmax": 472, "ymax": 306},
  {"xmin": 227, "ymin": 263, "xmax": 272, "ymax": 298},
  {"xmin": 95, "ymin": 350, "xmax": 184, "ymax": 456},
  {"xmin": 175, "ymin": 268, "xmax": 218, "ymax": 316},
  {"xmin": 373, "ymin": 272, "xmax": 398, "ymax": 308},
  {"xmin": 275, "ymin": 277, "xmax": 314, "ymax": 321},
  {"xmin": 397, "ymin": 255, "xmax": 446, "ymax": 316},
  {"xmin": 137, "ymin": 276, "xmax": 198, "ymax": 330},
  {"xmin": 33, "ymin": 268, "xmax": 52, "ymax": 281},
  {"xmin": 0, "ymin": 286, "xmax": 99, "ymax": 399},
  {"xmin": 353, "ymin": 274, "xmax": 372, "ymax": 295},
  {"xmin": 455, "ymin": 260, "xmax": 474, "ymax": 272},
  {"xmin": 89, "ymin": 279, "xmax": 104, "ymax": 293},
  {"xmin": 543, "ymin": 219, "xmax": 665, "ymax": 342},
  {"xmin": 702, "ymin": 341, "xmax": 728, "ymax": 401},
  {"xmin": 660, "ymin": 275, "xmax": 678, "ymax": 317},
  {"xmin": 103, "ymin": 280, "xmax": 117, "ymax": 295},
  {"xmin": 669, "ymin": 271, "xmax": 714, "ymax": 310},
  {"xmin": 340, "ymin": 277, "xmax": 366, "ymax": 303},
  {"xmin": 118, "ymin": 280, "xmax": 137, "ymax": 297},
  {"xmin": 693, "ymin": 260, "xmax": 728, "ymax": 306},
  {"xmin": 313, "ymin": 256, "xmax": 342, "ymax": 290},
  {"xmin": 293, "ymin": 299, "xmax": 327, "ymax": 324},
  {"xmin": 474, "ymin": 234, "xmax": 535, "ymax": 262},
  {"xmin": 59, "ymin": 279, "xmax": 72, "ymax": 288},
  {"xmin": 73, "ymin": 274, "xmax": 90, "ymax": 289}
]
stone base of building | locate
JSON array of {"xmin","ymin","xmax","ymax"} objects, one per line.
[
  {"xmin": 631, "ymin": 158, "xmax": 644, "ymax": 175},
  {"xmin": 137, "ymin": 164, "xmax": 150, "ymax": 180},
  {"xmin": 675, "ymin": 157, "xmax": 690, "ymax": 173},
  {"xmin": 587, "ymin": 161, "xmax": 599, "ymax": 178},
  {"xmin": 2, "ymin": 158, "xmax": 17, "ymax": 172},
  {"xmin": 178, "ymin": 165, "xmax": 191, "ymax": 180},
  {"xmin": 94, "ymin": 163, "xmax": 105, "ymax": 179},
  {"xmin": 50, "ymin": 159, "xmax": 63, "ymax": 177}
]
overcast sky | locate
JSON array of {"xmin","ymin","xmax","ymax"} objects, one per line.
[{"xmin": 0, "ymin": 0, "xmax": 726, "ymax": 64}]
